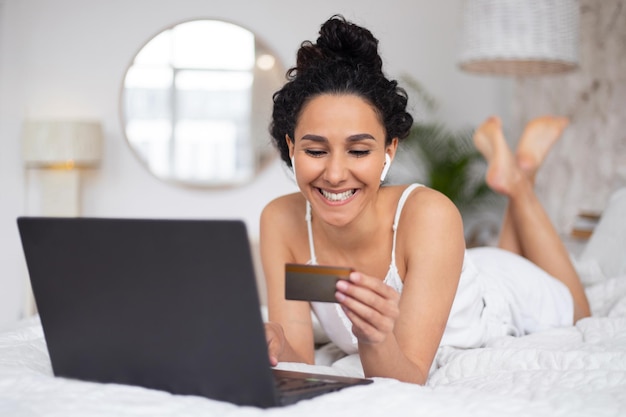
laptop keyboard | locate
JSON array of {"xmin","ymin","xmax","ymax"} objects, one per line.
[{"xmin": 275, "ymin": 375, "xmax": 345, "ymax": 393}]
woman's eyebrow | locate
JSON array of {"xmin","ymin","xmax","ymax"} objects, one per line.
[
  {"xmin": 300, "ymin": 133, "xmax": 376, "ymax": 142},
  {"xmin": 300, "ymin": 134, "xmax": 327, "ymax": 143},
  {"xmin": 346, "ymin": 133, "xmax": 376, "ymax": 142}
]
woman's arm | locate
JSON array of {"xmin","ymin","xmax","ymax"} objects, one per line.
[
  {"xmin": 260, "ymin": 197, "xmax": 316, "ymax": 365},
  {"xmin": 336, "ymin": 188, "xmax": 465, "ymax": 384}
]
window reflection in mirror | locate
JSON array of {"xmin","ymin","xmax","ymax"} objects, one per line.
[{"xmin": 122, "ymin": 20, "xmax": 284, "ymax": 187}]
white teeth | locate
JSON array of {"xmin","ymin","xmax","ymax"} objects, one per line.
[{"xmin": 320, "ymin": 189, "xmax": 355, "ymax": 202}]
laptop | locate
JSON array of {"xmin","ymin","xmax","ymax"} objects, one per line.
[{"xmin": 17, "ymin": 217, "xmax": 372, "ymax": 408}]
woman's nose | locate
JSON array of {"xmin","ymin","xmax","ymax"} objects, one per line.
[{"xmin": 322, "ymin": 155, "xmax": 347, "ymax": 184}]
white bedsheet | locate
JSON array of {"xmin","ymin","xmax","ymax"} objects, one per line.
[{"xmin": 1, "ymin": 275, "xmax": 625, "ymax": 417}]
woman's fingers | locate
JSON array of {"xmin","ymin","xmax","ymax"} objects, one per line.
[
  {"xmin": 337, "ymin": 272, "xmax": 399, "ymax": 313},
  {"xmin": 264, "ymin": 322, "xmax": 285, "ymax": 366},
  {"xmin": 335, "ymin": 272, "xmax": 400, "ymax": 344}
]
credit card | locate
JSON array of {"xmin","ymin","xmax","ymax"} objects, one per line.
[{"xmin": 285, "ymin": 263, "xmax": 353, "ymax": 303}]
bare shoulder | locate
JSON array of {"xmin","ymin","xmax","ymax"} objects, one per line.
[
  {"xmin": 391, "ymin": 185, "xmax": 464, "ymax": 246},
  {"xmin": 260, "ymin": 192, "xmax": 310, "ymax": 262},
  {"xmin": 399, "ymin": 185, "xmax": 461, "ymax": 224},
  {"xmin": 386, "ymin": 185, "xmax": 459, "ymax": 220},
  {"xmin": 261, "ymin": 193, "xmax": 306, "ymax": 228}
]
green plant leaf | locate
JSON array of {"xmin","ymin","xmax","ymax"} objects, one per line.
[{"xmin": 401, "ymin": 122, "xmax": 498, "ymax": 215}]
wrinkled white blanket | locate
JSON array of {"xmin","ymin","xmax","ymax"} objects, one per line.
[{"xmin": 1, "ymin": 273, "xmax": 625, "ymax": 417}]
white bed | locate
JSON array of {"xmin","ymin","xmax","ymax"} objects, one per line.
[
  {"xmin": 1, "ymin": 269, "xmax": 625, "ymax": 417},
  {"xmin": 3, "ymin": 189, "xmax": 626, "ymax": 416}
]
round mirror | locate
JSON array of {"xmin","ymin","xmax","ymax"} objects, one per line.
[{"xmin": 121, "ymin": 19, "xmax": 285, "ymax": 188}]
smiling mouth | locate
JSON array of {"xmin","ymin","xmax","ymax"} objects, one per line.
[{"xmin": 319, "ymin": 188, "xmax": 356, "ymax": 202}]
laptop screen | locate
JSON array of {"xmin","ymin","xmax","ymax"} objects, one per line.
[{"xmin": 18, "ymin": 217, "xmax": 279, "ymax": 407}]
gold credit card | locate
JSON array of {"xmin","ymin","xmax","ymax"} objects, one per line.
[{"xmin": 285, "ymin": 263, "xmax": 353, "ymax": 303}]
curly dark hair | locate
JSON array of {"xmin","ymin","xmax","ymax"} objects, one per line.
[{"xmin": 270, "ymin": 15, "xmax": 414, "ymax": 167}]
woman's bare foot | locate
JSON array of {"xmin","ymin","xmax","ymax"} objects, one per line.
[
  {"xmin": 473, "ymin": 116, "xmax": 522, "ymax": 196},
  {"xmin": 516, "ymin": 116, "xmax": 569, "ymax": 180}
]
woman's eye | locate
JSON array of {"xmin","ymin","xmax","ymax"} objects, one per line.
[
  {"xmin": 304, "ymin": 149, "xmax": 326, "ymax": 157},
  {"xmin": 350, "ymin": 150, "xmax": 371, "ymax": 157}
]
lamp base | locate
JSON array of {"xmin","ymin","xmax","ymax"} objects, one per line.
[{"xmin": 26, "ymin": 169, "xmax": 80, "ymax": 217}]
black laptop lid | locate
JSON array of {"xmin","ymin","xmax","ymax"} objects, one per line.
[{"xmin": 17, "ymin": 217, "xmax": 279, "ymax": 408}]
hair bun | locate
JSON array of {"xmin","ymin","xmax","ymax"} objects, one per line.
[{"xmin": 296, "ymin": 15, "xmax": 383, "ymax": 74}]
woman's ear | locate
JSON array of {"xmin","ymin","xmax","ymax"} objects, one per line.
[
  {"xmin": 380, "ymin": 153, "xmax": 391, "ymax": 182},
  {"xmin": 387, "ymin": 137, "xmax": 399, "ymax": 160},
  {"xmin": 285, "ymin": 134, "xmax": 295, "ymax": 158},
  {"xmin": 285, "ymin": 134, "xmax": 295, "ymax": 168},
  {"xmin": 380, "ymin": 138, "xmax": 398, "ymax": 182}
]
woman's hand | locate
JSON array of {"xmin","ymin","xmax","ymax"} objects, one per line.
[
  {"xmin": 335, "ymin": 272, "xmax": 400, "ymax": 345},
  {"xmin": 264, "ymin": 321, "xmax": 286, "ymax": 366}
]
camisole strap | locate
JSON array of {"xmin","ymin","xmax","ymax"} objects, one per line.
[
  {"xmin": 305, "ymin": 201, "xmax": 317, "ymax": 264},
  {"xmin": 391, "ymin": 184, "xmax": 423, "ymax": 266}
]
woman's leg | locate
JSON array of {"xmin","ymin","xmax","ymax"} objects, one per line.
[
  {"xmin": 474, "ymin": 118, "xmax": 521, "ymax": 255},
  {"xmin": 473, "ymin": 116, "xmax": 591, "ymax": 321},
  {"xmin": 488, "ymin": 116, "xmax": 570, "ymax": 255},
  {"xmin": 515, "ymin": 116, "xmax": 569, "ymax": 182}
]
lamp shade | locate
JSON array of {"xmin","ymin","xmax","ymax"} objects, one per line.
[
  {"xmin": 22, "ymin": 120, "xmax": 103, "ymax": 168},
  {"xmin": 458, "ymin": 0, "xmax": 580, "ymax": 76}
]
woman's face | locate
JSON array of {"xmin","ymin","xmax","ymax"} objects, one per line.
[{"xmin": 288, "ymin": 94, "xmax": 397, "ymax": 227}]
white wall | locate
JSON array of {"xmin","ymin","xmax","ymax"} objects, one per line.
[{"xmin": 0, "ymin": 0, "xmax": 511, "ymax": 328}]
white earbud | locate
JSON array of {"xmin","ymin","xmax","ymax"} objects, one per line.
[
  {"xmin": 290, "ymin": 156, "xmax": 296, "ymax": 182},
  {"xmin": 380, "ymin": 153, "xmax": 391, "ymax": 182}
]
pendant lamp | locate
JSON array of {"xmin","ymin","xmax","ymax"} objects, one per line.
[{"xmin": 458, "ymin": 0, "xmax": 580, "ymax": 76}]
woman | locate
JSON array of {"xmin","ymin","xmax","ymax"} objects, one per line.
[{"xmin": 261, "ymin": 15, "xmax": 590, "ymax": 385}]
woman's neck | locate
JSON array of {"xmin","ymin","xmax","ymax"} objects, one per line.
[{"xmin": 311, "ymin": 194, "xmax": 394, "ymax": 268}]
